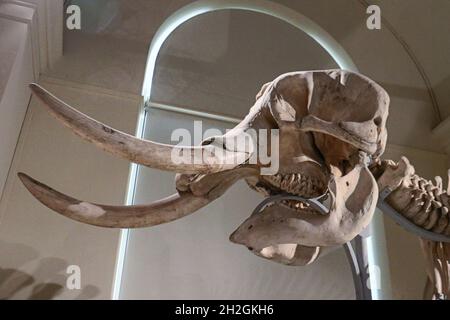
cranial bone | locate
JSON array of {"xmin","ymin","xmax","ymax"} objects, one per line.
[{"xmin": 20, "ymin": 69, "xmax": 391, "ymax": 265}]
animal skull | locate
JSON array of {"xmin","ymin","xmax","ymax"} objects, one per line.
[{"xmin": 19, "ymin": 69, "xmax": 390, "ymax": 266}]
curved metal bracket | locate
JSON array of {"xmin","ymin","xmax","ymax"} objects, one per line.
[
  {"xmin": 253, "ymin": 193, "xmax": 371, "ymax": 300},
  {"xmin": 378, "ymin": 187, "xmax": 450, "ymax": 243}
]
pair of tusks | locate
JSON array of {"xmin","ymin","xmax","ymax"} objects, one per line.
[{"xmin": 18, "ymin": 84, "xmax": 254, "ymax": 228}]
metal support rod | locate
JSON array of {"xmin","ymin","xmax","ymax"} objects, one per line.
[{"xmin": 343, "ymin": 236, "xmax": 373, "ymax": 300}]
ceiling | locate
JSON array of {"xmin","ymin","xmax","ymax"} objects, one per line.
[{"xmin": 52, "ymin": 0, "xmax": 449, "ymax": 154}]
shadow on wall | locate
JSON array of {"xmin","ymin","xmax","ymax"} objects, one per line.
[{"xmin": 0, "ymin": 240, "xmax": 100, "ymax": 300}]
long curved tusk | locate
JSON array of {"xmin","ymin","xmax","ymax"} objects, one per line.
[
  {"xmin": 29, "ymin": 83, "xmax": 250, "ymax": 174},
  {"xmin": 18, "ymin": 173, "xmax": 212, "ymax": 228}
]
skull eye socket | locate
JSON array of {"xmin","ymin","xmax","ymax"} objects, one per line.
[{"xmin": 373, "ymin": 116, "xmax": 382, "ymax": 127}]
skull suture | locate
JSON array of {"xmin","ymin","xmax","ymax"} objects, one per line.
[{"xmin": 19, "ymin": 69, "xmax": 390, "ymax": 267}]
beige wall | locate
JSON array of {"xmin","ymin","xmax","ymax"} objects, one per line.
[{"xmin": 0, "ymin": 78, "xmax": 140, "ymax": 299}]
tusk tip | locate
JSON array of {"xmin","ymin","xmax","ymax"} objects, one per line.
[
  {"xmin": 17, "ymin": 172, "xmax": 40, "ymax": 191},
  {"xmin": 229, "ymin": 229, "xmax": 245, "ymax": 245},
  {"xmin": 29, "ymin": 83, "xmax": 47, "ymax": 99},
  {"xmin": 29, "ymin": 83, "xmax": 40, "ymax": 92},
  {"xmin": 17, "ymin": 172, "xmax": 32, "ymax": 186}
]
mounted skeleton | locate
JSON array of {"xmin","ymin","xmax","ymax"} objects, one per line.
[{"xmin": 19, "ymin": 69, "xmax": 449, "ymax": 299}]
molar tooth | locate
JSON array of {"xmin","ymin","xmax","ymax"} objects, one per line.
[
  {"xmin": 273, "ymin": 176, "xmax": 282, "ymax": 186},
  {"xmin": 290, "ymin": 174, "xmax": 296, "ymax": 184}
]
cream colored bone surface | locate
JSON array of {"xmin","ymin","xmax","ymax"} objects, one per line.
[{"xmin": 20, "ymin": 70, "xmax": 390, "ymax": 266}]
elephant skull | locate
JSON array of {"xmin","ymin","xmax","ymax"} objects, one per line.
[{"xmin": 19, "ymin": 69, "xmax": 389, "ymax": 266}]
